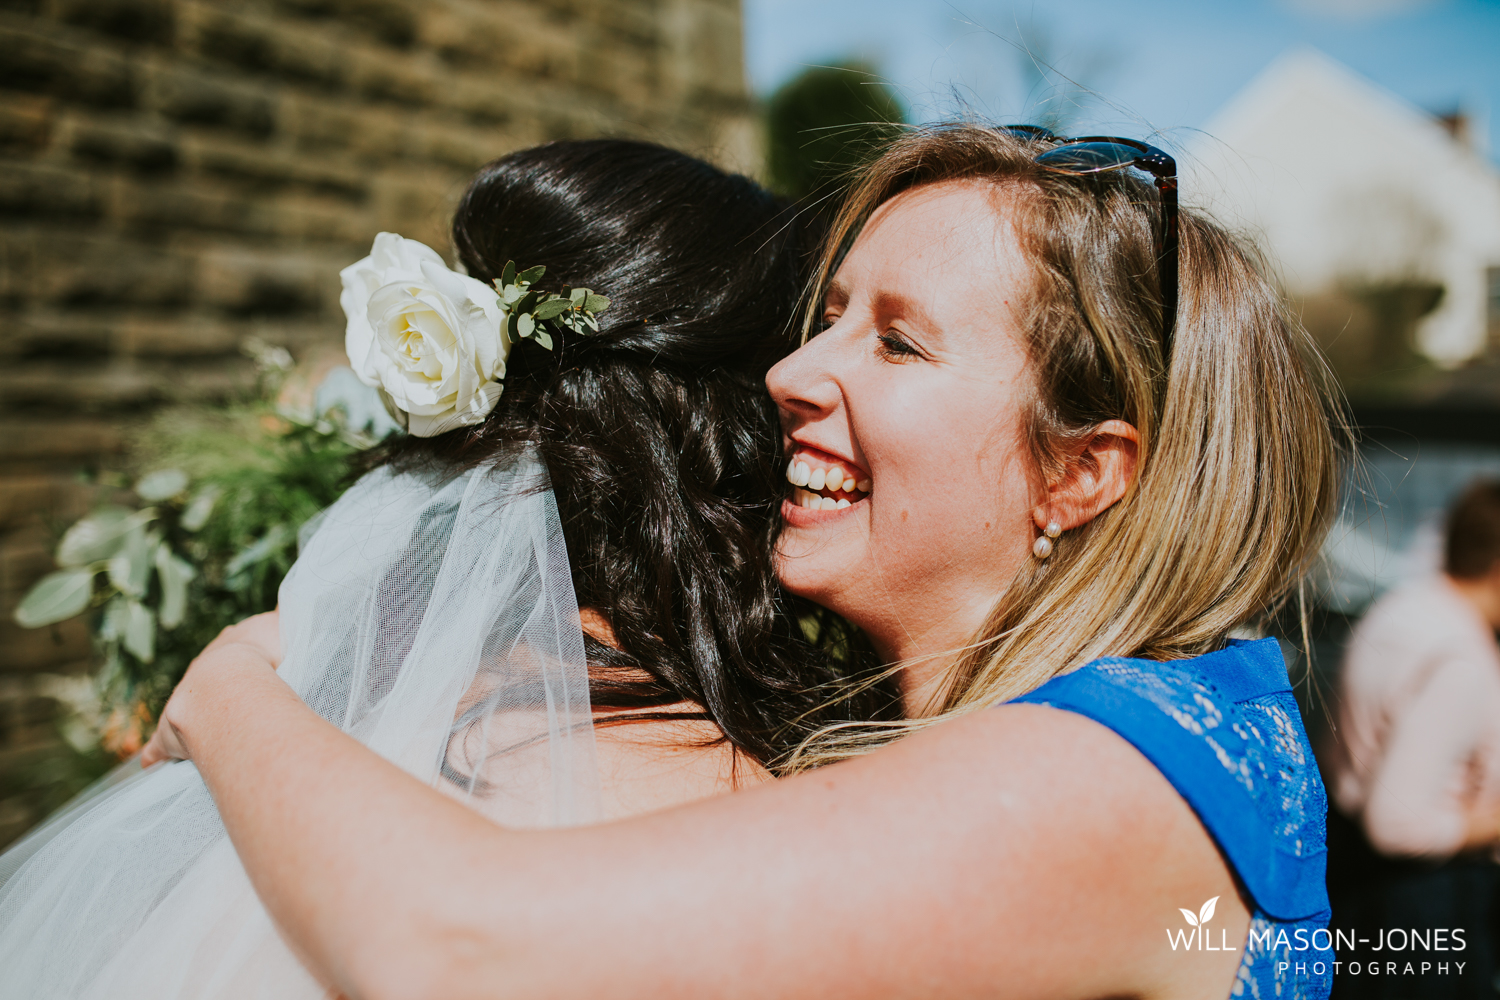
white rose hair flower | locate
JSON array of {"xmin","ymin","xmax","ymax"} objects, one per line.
[{"xmin": 340, "ymin": 233, "xmax": 608, "ymax": 438}]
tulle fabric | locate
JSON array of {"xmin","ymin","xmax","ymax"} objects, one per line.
[{"xmin": 0, "ymin": 454, "xmax": 599, "ymax": 998}]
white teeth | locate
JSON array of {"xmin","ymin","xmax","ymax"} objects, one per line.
[
  {"xmin": 787, "ymin": 456, "xmax": 870, "ymax": 498},
  {"xmin": 819, "ymin": 496, "xmax": 839, "ymax": 511},
  {"xmin": 835, "ymin": 498, "xmax": 851, "ymax": 509},
  {"xmin": 800, "ymin": 489, "xmax": 818, "ymax": 509}
]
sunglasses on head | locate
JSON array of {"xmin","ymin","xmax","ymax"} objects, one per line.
[{"xmin": 1001, "ymin": 125, "xmax": 1179, "ymax": 355}]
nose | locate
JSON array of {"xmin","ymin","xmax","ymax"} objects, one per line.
[{"xmin": 767, "ymin": 327, "xmax": 845, "ymax": 431}]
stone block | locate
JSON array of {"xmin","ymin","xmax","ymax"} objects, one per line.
[
  {"xmin": 112, "ymin": 312, "xmax": 243, "ymax": 357},
  {"xmin": 369, "ymin": 171, "xmax": 462, "ymax": 247},
  {"xmin": 67, "ymin": 115, "xmax": 179, "ymax": 173},
  {"xmin": 1, "ymin": 535, "xmax": 59, "ymax": 597},
  {"xmin": 0, "ymin": 359, "xmax": 161, "ymax": 409},
  {"xmin": 186, "ymin": 6, "xmax": 349, "ymax": 90},
  {"xmin": 275, "ymin": 0, "xmax": 419, "ymax": 49},
  {"xmin": 0, "ymin": 162, "xmax": 103, "ymax": 220},
  {"xmin": 181, "ymin": 134, "xmax": 369, "ymax": 201},
  {"xmin": 0, "ymin": 420, "xmax": 124, "ymax": 462},
  {"xmin": 0, "ymin": 20, "xmax": 139, "ymax": 108},
  {"xmin": 346, "ymin": 45, "xmax": 442, "ymax": 108},
  {"xmin": 119, "ymin": 178, "xmax": 260, "ymax": 235},
  {"xmin": 0, "ymin": 618, "xmax": 92, "ymax": 672},
  {"xmin": 0, "ymin": 94, "xmax": 57, "ymax": 152},
  {"xmin": 0, "ymin": 475, "xmax": 91, "ymax": 529},
  {"xmin": 263, "ymin": 191, "xmax": 380, "ymax": 244},
  {"xmin": 196, "ymin": 245, "xmax": 344, "ymax": 317},
  {"xmin": 0, "ymin": 357, "xmax": 255, "ymax": 411},
  {"xmin": 0, "ymin": 308, "xmax": 114, "ymax": 360},
  {"xmin": 5, "ymin": 232, "xmax": 194, "ymax": 307},
  {"xmin": 53, "ymin": 0, "xmax": 177, "ymax": 46},
  {"xmin": 152, "ymin": 66, "xmax": 277, "ymax": 138}
]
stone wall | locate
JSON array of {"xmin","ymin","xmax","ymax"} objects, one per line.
[{"xmin": 0, "ymin": 0, "xmax": 755, "ymax": 847}]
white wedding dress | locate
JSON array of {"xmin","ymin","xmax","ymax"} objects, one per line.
[{"xmin": 0, "ymin": 454, "xmax": 599, "ymax": 998}]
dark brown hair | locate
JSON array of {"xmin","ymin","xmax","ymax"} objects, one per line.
[
  {"xmin": 369, "ymin": 139, "xmax": 898, "ymax": 769},
  {"xmin": 1446, "ymin": 480, "xmax": 1500, "ymax": 579}
]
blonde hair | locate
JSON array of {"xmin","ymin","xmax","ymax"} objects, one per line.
[{"xmin": 786, "ymin": 123, "xmax": 1347, "ymax": 769}]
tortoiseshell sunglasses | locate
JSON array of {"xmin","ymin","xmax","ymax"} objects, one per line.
[{"xmin": 1003, "ymin": 125, "xmax": 1179, "ymax": 354}]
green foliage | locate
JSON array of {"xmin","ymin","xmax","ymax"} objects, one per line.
[
  {"xmin": 14, "ymin": 395, "xmax": 371, "ymax": 746},
  {"xmin": 495, "ymin": 260, "xmax": 610, "ymax": 352},
  {"xmin": 765, "ymin": 61, "xmax": 907, "ymax": 200}
]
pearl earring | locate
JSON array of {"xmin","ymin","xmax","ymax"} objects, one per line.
[{"xmin": 1033, "ymin": 520, "xmax": 1062, "ymax": 560}]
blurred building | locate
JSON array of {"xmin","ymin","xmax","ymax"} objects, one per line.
[
  {"xmin": 0, "ymin": 0, "xmax": 755, "ymax": 847},
  {"xmin": 1186, "ymin": 48, "xmax": 1500, "ymax": 397}
]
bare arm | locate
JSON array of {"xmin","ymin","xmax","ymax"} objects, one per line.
[{"xmin": 146, "ymin": 627, "xmax": 1247, "ymax": 1000}]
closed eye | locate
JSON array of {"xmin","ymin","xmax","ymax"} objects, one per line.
[{"xmin": 876, "ymin": 330, "xmax": 923, "ymax": 362}]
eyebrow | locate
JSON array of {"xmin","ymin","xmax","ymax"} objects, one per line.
[
  {"xmin": 870, "ymin": 287, "xmax": 943, "ymax": 337},
  {"xmin": 826, "ymin": 280, "xmax": 942, "ymax": 335}
]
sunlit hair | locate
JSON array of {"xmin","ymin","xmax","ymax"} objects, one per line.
[{"xmin": 785, "ymin": 122, "xmax": 1349, "ymax": 768}]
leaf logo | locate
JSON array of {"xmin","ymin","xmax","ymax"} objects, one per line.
[{"xmin": 1178, "ymin": 896, "xmax": 1219, "ymax": 927}]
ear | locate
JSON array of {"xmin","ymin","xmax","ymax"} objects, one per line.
[{"xmin": 1033, "ymin": 420, "xmax": 1139, "ymax": 532}]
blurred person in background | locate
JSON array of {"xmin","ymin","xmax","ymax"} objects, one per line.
[{"xmin": 1329, "ymin": 479, "xmax": 1500, "ymax": 999}]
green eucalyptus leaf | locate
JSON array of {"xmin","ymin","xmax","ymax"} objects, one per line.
[
  {"xmin": 501, "ymin": 285, "xmax": 523, "ymax": 305},
  {"xmin": 517, "ymin": 265, "xmax": 545, "ymax": 285},
  {"xmin": 106, "ymin": 527, "xmax": 155, "ymax": 598},
  {"xmin": 180, "ymin": 485, "xmax": 221, "ymax": 533},
  {"xmin": 99, "ymin": 596, "xmax": 129, "ymax": 642},
  {"xmin": 533, "ymin": 330, "xmax": 554, "ymax": 351},
  {"xmin": 135, "ymin": 468, "xmax": 189, "ymax": 502},
  {"xmin": 56, "ymin": 506, "xmax": 142, "ymax": 567},
  {"xmin": 584, "ymin": 293, "xmax": 610, "ymax": 314},
  {"xmin": 533, "ymin": 298, "xmax": 570, "ymax": 321},
  {"xmin": 517, "ymin": 313, "xmax": 535, "ymax": 338},
  {"xmin": 225, "ymin": 523, "xmax": 292, "ymax": 578},
  {"xmin": 500, "ymin": 261, "xmax": 517, "ymax": 288},
  {"xmin": 570, "ymin": 287, "xmax": 587, "ymax": 304},
  {"xmin": 13, "ymin": 569, "xmax": 94, "ymax": 627},
  {"xmin": 122, "ymin": 600, "xmax": 155, "ymax": 663},
  {"xmin": 155, "ymin": 546, "xmax": 196, "ymax": 629}
]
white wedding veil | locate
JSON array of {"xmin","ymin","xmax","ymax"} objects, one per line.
[{"xmin": 0, "ymin": 452, "xmax": 599, "ymax": 998}]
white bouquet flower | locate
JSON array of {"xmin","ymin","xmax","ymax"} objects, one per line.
[{"xmin": 341, "ymin": 233, "xmax": 510, "ymax": 438}]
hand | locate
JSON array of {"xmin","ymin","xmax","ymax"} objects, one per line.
[{"xmin": 141, "ymin": 611, "xmax": 284, "ymax": 767}]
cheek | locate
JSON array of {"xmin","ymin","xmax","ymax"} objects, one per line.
[{"xmin": 862, "ymin": 395, "xmax": 1035, "ymax": 584}]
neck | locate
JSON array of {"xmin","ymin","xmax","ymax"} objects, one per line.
[
  {"xmin": 870, "ymin": 620, "xmax": 977, "ymax": 718},
  {"xmin": 1446, "ymin": 572, "xmax": 1500, "ymax": 630}
]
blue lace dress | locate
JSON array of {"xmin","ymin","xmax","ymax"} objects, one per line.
[{"xmin": 1010, "ymin": 638, "xmax": 1333, "ymax": 999}]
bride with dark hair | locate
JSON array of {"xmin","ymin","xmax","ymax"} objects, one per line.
[{"xmin": 0, "ymin": 139, "xmax": 897, "ymax": 997}]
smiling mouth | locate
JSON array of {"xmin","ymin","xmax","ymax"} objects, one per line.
[{"xmin": 785, "ymin": 451, "xmax": 872, "ymax": 511}]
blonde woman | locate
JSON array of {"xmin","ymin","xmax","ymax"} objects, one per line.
[{"xmin": 139, "ymin": 124, "xmax": 1343, "ymax": 1000}]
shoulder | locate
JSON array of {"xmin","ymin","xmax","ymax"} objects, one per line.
[
  {"xmin": 1007, "ymin": 639, "xmax": 1330, "ymax": 925},
  {"xmin": 868, "ymin": 701, "xmax": 1252, "ymax": 998},
  {"xmin": 1352, "ymin": 577, "xmax": 1477, "ymax": 648},
  {"xmin": 1348, "ymin": 577, "xmax": 1500, "ymax": 682}
]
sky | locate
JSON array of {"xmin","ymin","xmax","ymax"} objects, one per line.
[{"xmin": 742, "ymin": 0, "xmax": 1500, "ymax": 164}]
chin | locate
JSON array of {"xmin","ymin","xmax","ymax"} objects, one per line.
[{"xmin": 774, "ymin": 518, "xmax": 853, "ymax": 610}]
